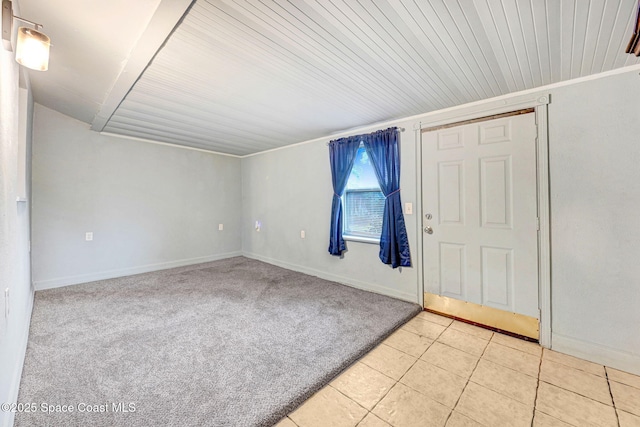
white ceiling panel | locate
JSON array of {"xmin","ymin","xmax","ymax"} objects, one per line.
[
  {"xmin": 26, "ymin": 0, "xmax": 639, "ymax": 156},
  {"xmin": 102, "ymin": 0, "xmax": 639, "ymax": 156}
]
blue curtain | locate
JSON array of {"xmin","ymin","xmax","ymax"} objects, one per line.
[
  {"xmin": 363, "ymin": 127, "xmax": 411, "ymax": 268},
  {"xmin": 327, "ymin": 136, "xmax": 361, "ymax": 256}
]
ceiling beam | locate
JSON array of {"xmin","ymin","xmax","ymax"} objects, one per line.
[{"xmin": 91, "ymin": 0, "xmax": 194, "ymax": 131}]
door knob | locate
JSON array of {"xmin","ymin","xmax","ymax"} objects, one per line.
[{"xmin": 424, "ymin": 226, "xmax": 433, "ymax": 234}]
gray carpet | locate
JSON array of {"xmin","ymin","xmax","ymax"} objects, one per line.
[{"xmin": 16, "ymin": 257, "xmax": 420, "ymax": 426}]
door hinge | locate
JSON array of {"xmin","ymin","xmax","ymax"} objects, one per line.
[{"xmin": 536, "ymin": 217, "xmax": 540, "ymax": 230}]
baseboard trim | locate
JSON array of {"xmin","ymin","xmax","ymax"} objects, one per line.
[
  {"xmin": 1, "ymin": 291, "xmax": 34, "ymax": 427},
  {"xmin": 243, "ymin": 252, "xmax": 418, "ymax": 303},
  {"xmin": 552, "ymin": 333, "xmax": 640, "ymax": 376},
  {"xmin": 33, "ymin": 251, "xmax": 243, "ymax": 291}
]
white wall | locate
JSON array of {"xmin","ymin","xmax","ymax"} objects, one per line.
[
  {"xmin": 547, "ymin": 70, "xmax": 640, "ymax": 374},
  {"xmin": 241, "ymin": 67, "xmax": 640, "ymax": 374},
  {"xmin": 31, "ymin": 105, "xmax": 243, "ymax": 289},
  {"xmin": 0, "ymin": 37, "xmax": 35, "ymax": 427}
]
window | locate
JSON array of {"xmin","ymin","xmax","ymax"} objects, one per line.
[{"xmin": 343, "ymin": 143, "xmax": 384, "ymax": 241}]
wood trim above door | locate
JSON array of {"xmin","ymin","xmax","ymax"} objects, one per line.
[{"xmin": 420, "ymin": 108, "xmax": 535, "ymax": 133}]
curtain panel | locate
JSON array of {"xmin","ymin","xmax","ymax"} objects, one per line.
[
  {"xmin": 327, "ymin": 136, "xmax": 361, "ymax": 256},
  {"xmin": 363, "ymin": 127, "xmax": 411, "ymax": 268}
]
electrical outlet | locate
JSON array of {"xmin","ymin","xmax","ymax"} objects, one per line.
[
  {"xmin": 218, "ymin": 224, "xmax": 224, "ymax": 231},
  {"xmin": 85, "ymin": 232, "xmax": 93, "ymax": 241},
  {"xmin": 300, "ymin": 230, "xmax": 305, "ymax": 239}
]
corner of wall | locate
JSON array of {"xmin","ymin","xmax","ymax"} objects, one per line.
[
  {"xmin": 33, "ymin": 251, "xmax": 243, "ymax": 291},
  {"xmin": 242, "ymin": 251, "xmax": 418, "ymax": 303}
]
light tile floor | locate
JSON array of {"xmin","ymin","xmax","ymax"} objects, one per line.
[{"xmin": 276, "ymin": 311, "xmax": 640, "ymax": 427}]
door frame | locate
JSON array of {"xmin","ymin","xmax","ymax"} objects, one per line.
[{"xmin": 413, "ymin": 93, "xmax": 551, "ymax": 348}]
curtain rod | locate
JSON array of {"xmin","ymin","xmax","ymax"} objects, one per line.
[{"xmin": 326, "ymin": 127, "xmax": 405, "ymax": 146}]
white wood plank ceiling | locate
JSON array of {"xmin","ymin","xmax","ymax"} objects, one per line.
[{"xmin": 101, "ymin": 0, "xmax": 640, "ymax": 156}]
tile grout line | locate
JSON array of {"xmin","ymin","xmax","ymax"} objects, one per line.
[
  {"xmin": 535, "ymin": 356, "xmax": 617, "ymax": 426},
  {"xmin": 542, "ymin": 352, "xmax": 608, "ymax": 377},
  {"xmin": 325, "ymin": 385, "xmax": 370, "ymax": 426},
  {"xmin": 538, "ymin": 380, "xmax": 618, "ymax": 408},
  {"xmin": 604, "ymin": 367, "xmax": 621, "ymax": 427},
  {"xmin": 443, "ymin": 330, "xmax": 494, "ymax": 425},
  {"xmin": 473, "ymin": 339, "xmax": 541, "ymax": 380},
  {"xmin": 394, "ymin": 320, "xmax": 449, "ymax": 382},
  {"xmin": 530, "ymin": 347, "xmax": 544, "ymax": 427},
  {"xmin": 434, "ymin": 340, "xmax": 485, "ymax": 359},
  {"xmin": 468, "ymin": 337, "xmax": 542, "ymax": 390},
  {"xmin": 384, "ymin": 330, "xmax": 436, "ymax": 359},
  {"xmin": 321, "ymin": 348, "xmax": 412, "ymax": 426},
  {"xmin": 286, "ymin": 343, "xmax": 401, "ymax": 427},
  {"xmin": 476, "ymin": 353, "xmax": 540, "ymax": 379},
  {"xmin": 370, "ymin": 319, "xmax": 453, "ymax": 424},
  {"xmin": 543, "ymin": 357, "xmax": 609, "ymax": 378},
  {"xmin": 353, "ymin": 317, "xmax": 453, "ymax": 426},
  {"xmin": 537, "ymin": 364, "xmax": 619, "ymax": 408}
]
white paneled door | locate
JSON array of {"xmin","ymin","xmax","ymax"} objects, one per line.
[{"xmin": 422, "ymin": 112, "xmax": 539, "ymax": 324}]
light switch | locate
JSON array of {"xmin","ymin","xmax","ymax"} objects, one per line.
[
  {"xmin": 300, "ymin": 230, "xmax": 305, "ymax": 239},
  {"xmin": 405, "ymin": 203, "xmax": 413, "ymax": 215},
  {"xmin": 218, "ymin": 224, "xmax": 224, "ymax": 231},
  {"xmin": 255, "ymin": 221, "xmax": 261, "ymax": 232}
]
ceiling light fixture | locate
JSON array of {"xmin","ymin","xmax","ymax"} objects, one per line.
[{"xmin": 2, "ymin": 0, "xmax": 50, "ymax": 71}]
